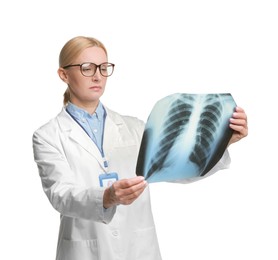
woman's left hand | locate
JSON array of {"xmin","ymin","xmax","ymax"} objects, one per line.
[{"xmin": 228, "ymin": 106, "xmax": 248, "ymax": 146}]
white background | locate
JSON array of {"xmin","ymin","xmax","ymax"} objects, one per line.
[{"xmin": 1, "ymin": 0, "xmax": 277, "ymax": 259}]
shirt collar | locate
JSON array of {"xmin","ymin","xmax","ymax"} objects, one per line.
[{"xmin": 66, "ymin": 102, "xmax": 106, "ymax": 120}]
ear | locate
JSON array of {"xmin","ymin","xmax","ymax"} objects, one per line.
[{"xmin": 57, "ymin": 68, "xmax": 69, "ymax": 83}]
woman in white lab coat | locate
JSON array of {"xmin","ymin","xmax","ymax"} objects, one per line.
[{"xmin": 32, "ymin": 36, "xmax": 248, "ymax": 260}]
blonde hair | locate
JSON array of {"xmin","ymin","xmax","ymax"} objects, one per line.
[{"xmin": 59, "ymin": 36, "xmax": 108, "ymax": 105}]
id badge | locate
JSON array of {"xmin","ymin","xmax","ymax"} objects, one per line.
[{"xmin": 99, "ymin": 172, "xmax": 119, "ymax": 187}]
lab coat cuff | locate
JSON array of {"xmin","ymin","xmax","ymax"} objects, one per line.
[
  {"xmin": 97, "ymin": 189, "xmax": 117, "ymax": 224},
  {"xmin": 102, "ymin": 206, "xmax": 117, "ymax": 224}
]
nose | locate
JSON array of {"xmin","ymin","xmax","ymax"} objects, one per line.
[{"xmin": 92, "ymin": 67, "xmax": 102, "ymax": 81}]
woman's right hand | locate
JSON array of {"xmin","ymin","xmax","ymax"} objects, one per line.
[{"xmin": 103, "ymin": 176, "xmax": 147, "ymax": 209}]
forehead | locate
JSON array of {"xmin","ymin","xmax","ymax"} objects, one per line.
[{"xmin": 76, "ymin": 46, "xmax": 107, "ymax": 64}]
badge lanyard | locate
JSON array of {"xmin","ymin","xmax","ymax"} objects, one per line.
[
  {"xmin": 97, "ymin": 123, "xmax": 118, "ymax": 187},
  {"xmin": 66, "ymin": 108, "xmax": 118, "ymax": 187}
]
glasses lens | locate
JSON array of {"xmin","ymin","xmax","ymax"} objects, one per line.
[
  {"xmin": 100, "ymin": 63, "xmax": 114, "ymax": 77},
  {"xmin": 81, "ymin": 63, "xmax": 97, "ymax": 76}
]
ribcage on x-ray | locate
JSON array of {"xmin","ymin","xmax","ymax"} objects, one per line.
[
  {"xmin": 136, "ymin": 93, "xmax": 235, "ymax": 183},
  {"xmin": 146, "ymin": 94, "xmax": 194, "ymax": 179},
  {"xmin": 189, "ymin": 94, "xmax": 223, "ymax": 175}
]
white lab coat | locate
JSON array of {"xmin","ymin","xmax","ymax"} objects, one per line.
[{"xmin": 33, "ymin": 107, "xmax": 162, "ymax": 260}]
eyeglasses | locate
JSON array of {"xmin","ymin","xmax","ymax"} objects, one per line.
[{"xmin": 63, "ymin": 62, "xmax": 115, "ymax": 77}]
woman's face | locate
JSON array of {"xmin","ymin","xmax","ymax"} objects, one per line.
[{"xmin": 60, "ymin": 46, "xmax": 108, "ymax": 110}]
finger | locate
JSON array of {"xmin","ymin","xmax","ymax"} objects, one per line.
[
  {"xmin": 230, "ymin": 123, "xmax": 248, "ymax": 138},
  {"xmin": 229, "ymin": 118, "xmax": 247, "ymax": 126},
  {"xmin": 232, "ymin": 112, "xmax": 247, "ymax": 121},
  {"xmin": 232, "ymin": 107, "xmax": 247, "ymax": 120},
  {"xmin": 115, "ymin": 176, "xmax": 145, "ymax": 189},
  {"xmin": 229, "ymin": 124, "xmax": 246, "ymax": 133},
  {"xmin": 118, "ymin": 178, "xmax": 147, "ymax": 197},
  {"xmin": 235, "ymin": 106, "xmax": 245, "ymax": 113},
  {"xmin": 118, "ymin": 184, "xmax": 147, "ymax": 205}
]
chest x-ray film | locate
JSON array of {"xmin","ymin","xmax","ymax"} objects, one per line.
[{"xmin": 136, "ymin": 93, "xmax": 236, "ymax": 183}]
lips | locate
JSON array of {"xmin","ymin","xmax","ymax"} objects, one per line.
[{"xmin": 89, "ymin": 86, "xmax": 101, "ymax": 91}]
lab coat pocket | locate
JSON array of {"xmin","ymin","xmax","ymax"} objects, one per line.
[
  {"xmin": 130, "ymin": 227, "xmax": 161, "ymax": 260},
  {"xmin": 56, "ymin": 239, "xmax": 99, "ymax": 260}
]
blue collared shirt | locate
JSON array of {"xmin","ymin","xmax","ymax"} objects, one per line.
[{"xmin": 66, "ymin": 102, "xmax": 106, "ymax": 154}]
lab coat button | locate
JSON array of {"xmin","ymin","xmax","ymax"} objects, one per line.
[{"xmin": 112, "ymin": 230, "xmax": 119, "ymax": 236}]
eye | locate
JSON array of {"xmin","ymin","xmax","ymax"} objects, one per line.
[
  {"xmin": 82, "ymin": 64, "xmax": 94, "ymax": 72},
  {"xmin": 83, "ymin": 67, "xmax": 93, "ymax": 72}
]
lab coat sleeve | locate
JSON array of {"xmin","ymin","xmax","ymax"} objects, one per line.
[
  {"xmin": 203, "ymin": 148, "xmax": 231, "ymax": 177},
  {"xmin": 32, "ymin": 131, "xmax": 116, "ymax": 223}
]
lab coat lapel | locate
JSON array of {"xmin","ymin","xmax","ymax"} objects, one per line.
[
  {"xmin": 103, "ymin": 108, "xmax": 122, "ymax": 157},
  {"xmin": 57, "ymin": 109, "xmax": 105, "ymax": 168}
]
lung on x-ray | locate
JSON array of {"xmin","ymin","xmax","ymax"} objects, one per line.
[{"xmin": 136, "ymin": 93, "xmax": 236, "ymax": 183}]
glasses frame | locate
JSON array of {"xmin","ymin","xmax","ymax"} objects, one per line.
[{"xmin": 63, "ymin": 62, "xmax": 115, "ymax": 77}]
